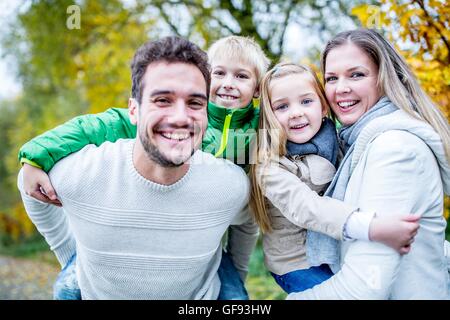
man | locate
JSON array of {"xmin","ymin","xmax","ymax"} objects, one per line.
[{"xmin": 17, "ymin": 36, "xmax": 256, "ymax": 299}]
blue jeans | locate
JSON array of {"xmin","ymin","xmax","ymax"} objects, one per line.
[
  {"xmin": 271, "ymin": 264, "xmax": 333, "ymax": 294},
  {"xmin": 53, "ymin": 253, "xmax": 81, "ymax": 300},
  {"xmin": 217, "ymin": 251, "xmax": 249, "ymax": 300},
  {"xmin": 53, "ymin": 250, "xmax": 248, "ymax": 300}
]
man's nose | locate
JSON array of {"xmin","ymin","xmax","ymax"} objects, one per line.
[{"xmin": 169, "ymin": 100, "xmax": 191, "ymax": 125}]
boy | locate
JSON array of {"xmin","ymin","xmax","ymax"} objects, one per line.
[{"xmin": 19, "ymin": 36, "xmax": 271, "ymax": 299}]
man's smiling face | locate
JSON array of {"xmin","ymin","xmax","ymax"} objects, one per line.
[{"xmin": 130, "ymin": 61, "xmax": 208, "ymax": 167}]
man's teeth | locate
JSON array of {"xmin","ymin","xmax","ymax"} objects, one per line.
[
  {"xmin": 161, "ymin": 132, "xmax": 190, "ymax": 140},
  {"xmin": 338, "ymin": 101, "xmax": 358, "ymax": 108}
]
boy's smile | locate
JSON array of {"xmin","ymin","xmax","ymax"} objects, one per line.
[{"xmin": 210, "ymin": 57, "xmax": 259, "ymax": 109}]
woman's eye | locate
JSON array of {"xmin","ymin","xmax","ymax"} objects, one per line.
[
  {"xmin": 301, "ymin": 99, "xmax": 313, "ymax": 105},
  {"xmin": 237, "ymin": 73, "xmax": 249, "ymax": 79},
  {"xmin": 351, "ymin": 72, "xmax": 364, "ymax": 78},
  {"xmin": 213, "ymin": 70, "xmax": 225, "ymax": 76},
  {"xmin": 325, "ymin": 76, "xmax": 337, "ymax": 82}
]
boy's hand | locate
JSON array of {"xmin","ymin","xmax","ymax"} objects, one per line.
[
  {"xmin": 369, "ymin": 213, "xmax": 420, "ymax": 255},
  {"xmin": 23, "ymin": 163, "xmax": 62, "ymax": 207}
]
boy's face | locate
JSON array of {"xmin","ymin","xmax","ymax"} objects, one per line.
[{"xmin": 210, "ymin": 57, "xmax": 259, "ymax": 109}]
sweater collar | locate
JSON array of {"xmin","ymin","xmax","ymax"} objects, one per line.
[{"xmin": 207, "ymin": 101, "xmax": 256, "ymax": 129}]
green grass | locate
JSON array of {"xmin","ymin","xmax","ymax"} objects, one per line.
[
  {"xmin": 246, "ymin": 242, "xmax": 287, "ymax": 300},
  {"xmin": 0, "ymin": 234, "xmax": 59, "ymax": 266}
]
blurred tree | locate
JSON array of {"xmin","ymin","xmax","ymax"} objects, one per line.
[
  {"xmin": 352, "ymin": 0, "xmax": 449, "ymax": 119},
  {"xmin": 147, "ymin": 0, "xmax": 371, "ymax": 63},
  {"xmin": 0, "ymin": 0, "xmax": 153, "ymax": 240}
]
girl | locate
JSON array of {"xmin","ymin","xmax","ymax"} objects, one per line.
[{"xmin": 249, "ymin": 62, "xmax": 420, "ymax": 294}]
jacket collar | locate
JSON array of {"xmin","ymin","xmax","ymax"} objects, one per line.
[{"xmin": 207, "ymin": 101, "xmax": 257, "ymax": 129}]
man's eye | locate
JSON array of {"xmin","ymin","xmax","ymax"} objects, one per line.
[
  {"xmin": 189, "ymin": 101, "xmax": 205, "ymax": 109},
  {"xmin": 154, "ymin": 98, "xmax": 170, "ymax": 104}
]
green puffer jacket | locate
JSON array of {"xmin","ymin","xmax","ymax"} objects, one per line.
[{"xmin": 19, "ymin": 101, "xmax": 260, "ymax": 173}]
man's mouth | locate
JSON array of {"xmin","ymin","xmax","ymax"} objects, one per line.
[
  {"xmin": 159, "ymin": 131, "xmax": 192, "ymax": 141},
  {"xmin": 337, "ymin": 100, "xmax": 359, "ymax": 110}
]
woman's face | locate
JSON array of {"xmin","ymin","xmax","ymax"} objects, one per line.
[{"xmin": 324, "ymin": 43, "xmax": 382, "ymax": 126}]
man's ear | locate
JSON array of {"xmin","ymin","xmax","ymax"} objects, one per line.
[{"xmin": 128, "ymin": 98, "xmax": 139, "ymax": 125}]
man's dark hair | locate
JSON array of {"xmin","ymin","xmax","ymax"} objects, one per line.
[{"xmin": 131, "ymin": 36, "xmax": 211, "ymax": 104}]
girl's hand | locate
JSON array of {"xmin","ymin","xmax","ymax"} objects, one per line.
[
  {"xmin": 23, "ymin": 163, "xmax": 62, "ymax": 207},
  {"xmin": 368, "ymin": 213, "xmax": 420, "ymax": 255}
]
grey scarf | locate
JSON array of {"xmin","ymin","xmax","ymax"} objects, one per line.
[
  {"xmin": 286, "ymin": 118, "xmax": 339, "ymax": 167},
  {"xmin": 306, "ymin": 96, "xmax": 398, "ymax": 270}
]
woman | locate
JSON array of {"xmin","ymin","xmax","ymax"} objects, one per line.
[{"xmin": 288, "ymin": 28, "xmax": 450, "ymax": 299}]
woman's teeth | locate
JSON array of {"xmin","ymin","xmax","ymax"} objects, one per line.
[{"xmin": 338, "ymin": 101, "xmax": 358, "ymax": 108}]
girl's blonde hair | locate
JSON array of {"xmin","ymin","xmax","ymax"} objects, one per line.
[
  {"xmin": 249, "ymin": 63, "xmax": 331, "ymax": 233},
  {"xmin": 321, "ymin": 28, "xmax": 450, "ymax": 161}
]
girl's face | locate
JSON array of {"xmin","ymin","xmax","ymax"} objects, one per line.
[
  {"xmin": 324, "ymin": 43, "xmax": 382, "ymax": 126},
  {"xmin": 270, "ymin": 73, "xmax": 326, "ymax": 144}
]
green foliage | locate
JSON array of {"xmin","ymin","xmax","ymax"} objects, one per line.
[
  {"xmin": 0, "ymin": 233, "xmax": 59, "ymax": 266},
  {"xmin": 247, "ymin": 241, "xmax": 287, "ymax": 300},
  {"xmin": 0, "ymin": 0, "xmax": 152, "ymax": 201}
]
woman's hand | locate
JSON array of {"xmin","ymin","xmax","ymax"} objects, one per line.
[{"xmin": 22, "ymin": 163, "xmax": 62, "ymax": 206}]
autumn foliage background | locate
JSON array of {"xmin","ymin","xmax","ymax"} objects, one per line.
[{"xmin": 0, "ymin": 0, "xmax": 448, "ymax": 299}]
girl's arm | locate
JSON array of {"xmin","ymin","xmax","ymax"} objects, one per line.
[
  {"xmin": 261, "ymin": 156, "xmax": 418, "ymax": 250},
  {"xmin": 18, "ymin": 108, "xmax": 136, "ymax": 172},
  {"xmin": 259, "ymin": 161, "xmax": 357, "ymax": 240},
  {"xmin": 287, "ymin": 131, "xmax": 436, "ymax": 299}
]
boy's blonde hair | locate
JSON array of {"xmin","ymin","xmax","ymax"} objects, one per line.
[
  {"xmin": 207, "ymin": 36, "xmax": 271, "ymax": 84},
  {"xmin": 249, "ymin": 63, "xmax": 331, "ymax": 233}
]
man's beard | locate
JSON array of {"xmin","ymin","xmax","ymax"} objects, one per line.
[{"xmin": 139, "ymin": 128, "xmax": 195, "ymax": 168}]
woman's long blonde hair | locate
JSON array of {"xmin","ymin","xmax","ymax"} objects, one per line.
[
  {"xmin": 321, "ymin": 28, "xmax": 450, "ymax": 161},
  {"xmin": 249, "ymin": 63, "xmax": 331, "ymax": 233}
]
